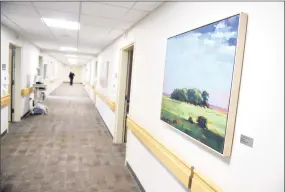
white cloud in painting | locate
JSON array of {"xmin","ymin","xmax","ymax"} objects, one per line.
[
  {"xmin": 164, "ymin": 16, "xmax": 239, "ymax": 109},
  {"xmin": 211, "ymin": 31, "xmax": 236, "ymax": 39}
]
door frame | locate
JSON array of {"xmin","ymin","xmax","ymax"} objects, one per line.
[
  {"xmin": 114, "ymin": 42, "xmax": 135, "ymax": 144},
  {"xmin": 8, "ymin": 43, "xmax": 22, "ymax": 122},
  {"xmin": 8, "ymin": 44, "xmax": 16, "ymax": 122},
  {"xmin": 93, "ymin": 60, "xmax": 98, "ymax": 104}
]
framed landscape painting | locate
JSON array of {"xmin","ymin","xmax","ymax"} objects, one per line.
[
  {"xmin": 160, "ymin": 13, "xmax": 248, "ymax": 156},
  {"xmin": 100, "ymin": 61, "xmax": 109, "ymax": 88}
]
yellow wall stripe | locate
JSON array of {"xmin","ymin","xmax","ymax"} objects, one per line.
[
  {"xmin": 126, "ymin": 116, "xmax": 222, "ymax": 192},
  {"xmin": 95, "ymin": 91, "xmax": 116, "ymax": 112},
  {"xmin": 21, "ymin": 87, "xmax": 33, "ymax": 96},
  {"xmin": 1, "ymin": 95, "xmax": 10, "ymax": 107},
  {"xmin": 127, "ymin": 116, "xmax": 192, "ymax": 188},
  {"xmin": 191, "ymin": 171, "xmax": 222, "ymax": 192}
]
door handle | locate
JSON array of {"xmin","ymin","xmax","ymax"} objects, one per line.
[{"xmin": 125, "ymin": 96, "xmax": 129, "ymax": 102}]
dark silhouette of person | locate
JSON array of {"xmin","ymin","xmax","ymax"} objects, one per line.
[{"xmin": 69, "ymin": 72, "xmax": 75, "ymax": 86}]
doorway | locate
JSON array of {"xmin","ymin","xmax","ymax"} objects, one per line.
[
  {"xmin": 8, "ymin": 44, "xmax": 16, "ymax": 122},
  {"xmin": 7, "ymin": 43, "xmax": 22, "ymax": 122},
  {"xmin": 124, "ymin": 47, "xmax": 134, "ymax": 142},
  {"xmin": 114, "ymin": 43, "xmax": 134, "ymax": 144},
  {"xmin": 93, "ymin": 61, "xmax": 98, "ymax": 104}
]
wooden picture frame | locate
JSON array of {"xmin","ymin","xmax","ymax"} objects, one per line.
[{"xmin": 160, "ymin": 13, "xmax": 248, "ymax": 156}]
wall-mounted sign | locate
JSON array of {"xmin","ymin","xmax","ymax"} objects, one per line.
[
  {"xmin": 240, "ymin": 134, "xmax": 254, "ymax": 148},
  {"xmin": 2, "ymin": 63, "xmax": 7, "ymax": 71}
]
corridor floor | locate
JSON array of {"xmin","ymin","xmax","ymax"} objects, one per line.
[{"xmin": 1, "ymin": 83, "xmax": 139, "ymax": 192}]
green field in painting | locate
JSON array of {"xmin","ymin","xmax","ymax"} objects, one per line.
[{"xmin": 161, "ymin": 96, "xmax": 227, "ymax": 153}]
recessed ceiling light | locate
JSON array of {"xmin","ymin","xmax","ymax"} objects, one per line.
[
  {"xmin": 65, "ymin": 54, "xmax": 77, "ymax": 58},
  {"xmin": 42, "ymin": 18, "xmax": 80, "ymax": 30},
  {"xmin": 60, "ymin": 47, "xmax": 77, "ymax": 51}
]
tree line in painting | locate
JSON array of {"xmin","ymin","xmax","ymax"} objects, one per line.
[
  {"xmin": 170, "ymin": 88, "xmax": 210, "ymax": 108},
  {"xmin": 165, "ymin": 88, "xmax": 211, "ymax": 130}
]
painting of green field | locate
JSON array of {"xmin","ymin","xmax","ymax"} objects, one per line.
[
  {"xmin": 161, "ymin": 14, "xmax": 241, "ymax": 153},
  {"xmin": 161, "ymin": 96, "xmax": 226, "ymax": 153}
]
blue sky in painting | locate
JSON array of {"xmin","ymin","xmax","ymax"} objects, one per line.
[{"xmin": 163, "ymin": 15, "xmax": 239, "ymax": 109}]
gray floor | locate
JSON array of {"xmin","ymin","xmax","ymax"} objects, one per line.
[{"xmin": 1, "ymin": 83, "xmax": 139, "ymax": 192}]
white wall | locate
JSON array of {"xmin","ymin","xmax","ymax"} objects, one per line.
[
  {"xmin": 81, "ymin": 64, "xmax": 86, "ymax": 82},
  {"xmin": 72, "ymin": 66, "xmax": 83, "ymax": 83},
  {"xmin": 21, "ymin": 42, "xmax": 40, "ymax": 116},
  {"xmin": 1, "ymin": 25, "xmax": 64, "ymax": 133},
  {"xmin": 58, "ymin": 64, "xmax": 83, "ymax": 83},
  {"xmin": 1, "ymin": 108, "xmax": 9, "ymax": 134},
  {"xmin": 41, "ymin": 54, "xmax": 65, "ymax": 96},
  {"xmin": 43, "ymin": 54, "xmax": 58, "ymax": 80},
  {"xmin": 57, "ymin": 63, "xmax": 70, "ymax": 82},
  {"xmin": 94, "ymin": 2, "xmax": 284, "ymax": 192},
  {"xmin": 83, "ymin": 59, "xmax": 97, "ymax": 103},
  {"xmin": 89, "ymin": 60, "xmax": 96, "ymax": 102},
  {"xmin": 1, "ymin": 25, "xmax": 22, "ymax": 133},
  {"xmin": 87, "ymin": 47, "xmax": 119, "ymax": 135}
]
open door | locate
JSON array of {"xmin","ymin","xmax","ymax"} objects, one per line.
[
  {"xmin": 123, "ymin": 47, "xmax": 134, "ymax": 143},
  {"xmin": 114, "ymin": 43, "xmax": 135, "ymax": 144},
  {"xmin": 8, "ymin": 45, "xmax": 16, "ymax": 122}
]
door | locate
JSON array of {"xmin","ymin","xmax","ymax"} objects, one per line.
[
  {"xmin": 123, "ymin": 47, "xmax": 134, "ymax": 143},
  {"xmin": 8, "ymin": 45, "xmax": 16, "ymax": 122}
]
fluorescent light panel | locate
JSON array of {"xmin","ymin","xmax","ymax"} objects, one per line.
[
  {"xmin": 42, "ymin": 18, "xmax": 80, "ymax": 30},
  {"xmin": 60, "ymin": 47, "xmax": 77, "ymax": 51},
  {"xmin": 68, "ymin": 58, "xmax": 77, "ymax": 64},
  {"xmin": 65, "ymin": 54, "xmax": 77, "ymax": 58}
]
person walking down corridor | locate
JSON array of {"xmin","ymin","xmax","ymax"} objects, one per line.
[{"xmin": 69, "ymin": 71, "xmax": 75, "ymax": 86}]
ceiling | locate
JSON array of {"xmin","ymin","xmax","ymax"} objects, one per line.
[{"xmin": 1, "ymin": 1, "xmax": 162, "ymax": 66}]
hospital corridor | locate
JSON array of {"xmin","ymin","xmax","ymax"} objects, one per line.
[{"xmin": 1, "ymin": 1, "xmax": 284, "ymax": 192}]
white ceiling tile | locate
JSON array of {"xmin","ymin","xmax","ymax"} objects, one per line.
[
  {"xmin": 37, "ymin": 8, "xmax": 78, "ymax": 22},
  {"xmin": 81, "ymin": 2, "xmax": 128, "ymax": 19},
  {"xmin": 49, "ymin": 27, "xmax": 78, "ymax": 39},
  {"xmin": 79, "ymin": 38, "xmax": 109, "ymax": 49},
  {"xmin": 34, "ymin": 41, "xmax": 59, "ymax": 50},
  {"xmin": 49, "ymin": 28, "xmax": 77, "ymax": 47},
  {"xmin": 100, "ymin": 2, "xmax": 135, "ymax": 9},
  {"xmin": 26, "ymin": 35, "xmax": 54, "ymax": 43},
  {"xmin": 1, "ymin": 15, "xmax": 44, "ymax": 45},
  {"xmin": 108, "ymin": 28, "xmax": 125, "ymax": 39},
  {"xmin": 1, "ymin": 1, "xmax": 161, "ymax": 58},
  {"xmin": 32, "ymin": 2, "xmax": 80, "ymax": 13},
  {"xmin": 80, "ymin": 14, "xmax": 132, "ymax": 30},
  {"xmin": 58, "ymin": 41, "xmax": 77, "ymax": 48},
  {"xmin": 79, "ymin": 36, "xmax": 102, "ymax": 48},
  {"xmin": 4, "ymin": 14, "xmax": 48, "ymax": 33},
  {"xmin": 79, "ymin": 24, "xmax": 110, "ymax": 41},
  {"xmin": 119, "ymin": 22, "xmax": 133, "ymax": 30},
  {"xmin": 1, "ymin": 14, "xmax": 23, "ymax": 34},
  {"xmin": 1, "ymin": 14, "xmax": 12, "ymax": 25},
  {"xmin": 5, "ymin": 2, "xmax": 32, "ymax": 6},
  {"xmin": 133, "ymin": 2, "xmax": 162, "ymax": 12},
  {"xmin": 124, "ymin": 9, "xmax": 148, "ymax": 22},
  {"xmin": 49, "ymin": 53, "xmax": 69, "ymax": 65},
  {"xmin": 57, "ymin": 38, "xmax": 77, "ymax": 46},
  {"xmin": 78, "ymin": 46, "xmax": 101, "ymax": 54},
  {"xmin": 1, "ymin": 3, "xmax": 39, "ymax": 17}
]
